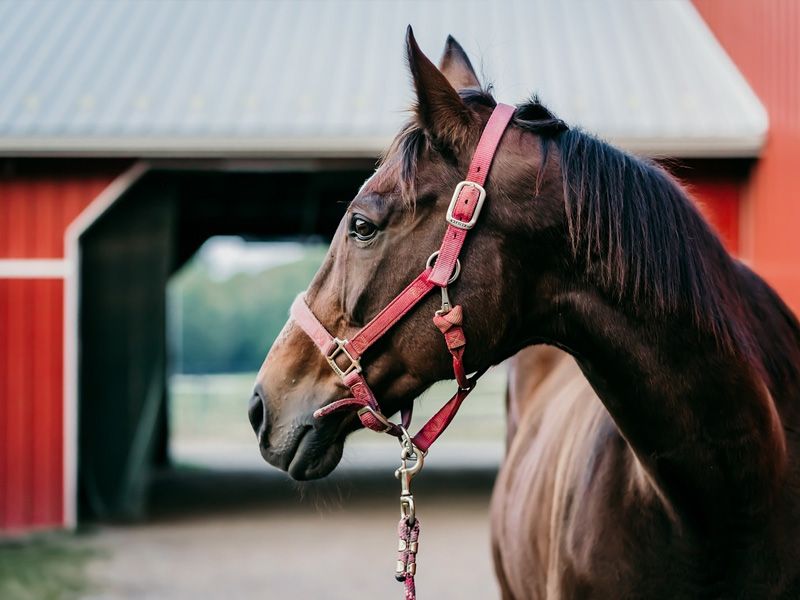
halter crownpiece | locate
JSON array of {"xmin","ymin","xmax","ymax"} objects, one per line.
[{"xmin": 289, "ymin": 102, "xmax": 515, "ymax": 599}]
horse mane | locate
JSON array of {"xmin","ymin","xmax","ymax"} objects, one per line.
[
  {"xmin": 385, "ymin": 91, "xmax": 753, "ymax": 354},
  {"xmin": 548, "ymin": 121, "xmax": 745, "ymax": 352}
]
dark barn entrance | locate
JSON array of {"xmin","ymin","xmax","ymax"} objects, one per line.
[{"xmin": 77, "ymin": 163, "xmax": 371, "ymax": 520}]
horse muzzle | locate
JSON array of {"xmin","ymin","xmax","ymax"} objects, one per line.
[{"xmin": 248, "ymin": 385, "xmax": 346, "ymax": 480}]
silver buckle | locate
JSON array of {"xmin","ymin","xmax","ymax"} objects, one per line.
[
  {"xmin": 326, "ymin": 338, "xmax": 362, "ymax": 378},
  {"xmin": 446, "ymin": 181, "xmax": 486, "ymax": 230},
  {"xmin": 357, "ymin": 406, "xmax": 394, "ymax": 433}
]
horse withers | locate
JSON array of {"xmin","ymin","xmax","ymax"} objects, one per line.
[{"xmin": 249, "ymin": 28, "xmax": 800, "ymax": 598}]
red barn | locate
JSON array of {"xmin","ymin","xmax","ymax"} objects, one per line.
[{"xmin": 1, "ymin": 0, "xmax": 797, "ymax": 533}]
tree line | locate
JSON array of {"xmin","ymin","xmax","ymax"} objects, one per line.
[{"xmin": 169, "ymin": 245, "xmax": 327, "ymax": 374}]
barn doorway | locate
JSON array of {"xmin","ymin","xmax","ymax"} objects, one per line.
[
  {"xmin": 166, "ymin": 237, "xmax": 328, "ymax": 471},
  {"xmin": 75, "ymin": 164, "xmax": 368, "ymax": 520},
  {"xmin": 75, "ymin": 163, "xmax": 507, "ymax": 522}
]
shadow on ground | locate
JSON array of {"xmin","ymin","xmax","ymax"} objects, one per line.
[
  {"xmin": 147, "ymin": 464, "xmax": 497, "ymax": 520},
  {"xmin": 83, "ymin": 465, "xmax": 501, "ymax": 600}
]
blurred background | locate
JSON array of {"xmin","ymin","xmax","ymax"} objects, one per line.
[{"xmin": 0, "ymin": 1, "xmax": 798, "ymax": 598}]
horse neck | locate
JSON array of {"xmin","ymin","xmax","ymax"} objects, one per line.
[{"xmin": 518, "ymin": 191, "xmax": 799, "ymax": 529}]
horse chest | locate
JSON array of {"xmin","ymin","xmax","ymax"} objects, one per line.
[
  {"xmin": 490, "ymin": 351, "xmax": 800, "ymax": 599},
  {"xmin": 490, "ymin": 355, "xmax": 696, "ymax": 599}
]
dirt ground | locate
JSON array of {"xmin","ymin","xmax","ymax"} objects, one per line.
[
  {"xmin": 75, "ymin": 370, "xmax": 507, "ymax": 599},
  {"xmin": 81, "ymin": 466, "xmax": 501, "ymax": 599}
]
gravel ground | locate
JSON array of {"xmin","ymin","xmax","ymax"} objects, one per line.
[{"xmin": 82, "ymin": 467, "xmax": 500, "ymax": 600}]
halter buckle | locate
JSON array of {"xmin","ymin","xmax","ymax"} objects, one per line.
[
  {"xmin": 446, "ymin": 181, "xmax": 486, "ymax": 230},
  {"xmin": 326, "ymin": 338, "xmax": 362, "ymax": 378}
]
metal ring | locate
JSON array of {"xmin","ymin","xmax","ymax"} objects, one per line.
[
  {"xmin": 398, "ymin": 426, "xmax": 414, "ymax": 453},
  {"xmin": 425, "ymin": 251, "xmax": 461, "ymax": 284}
]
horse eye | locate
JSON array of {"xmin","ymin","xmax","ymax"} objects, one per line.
[{"xmin": 350, "ymin": 214, "xmax": 378, "ymax": 241}]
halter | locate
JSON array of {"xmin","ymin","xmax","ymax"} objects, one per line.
[{"xmin": 290, "ymin": 103, "xmax": 515, "ymax": 598}]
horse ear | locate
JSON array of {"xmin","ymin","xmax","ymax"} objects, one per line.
[
  {"xmin": 438, "ymin": 35, "xmax": 481, "ymax": 91},
  {"xmin": 406, "ymin": 26, "xmax": 474, "ymax": 147}
]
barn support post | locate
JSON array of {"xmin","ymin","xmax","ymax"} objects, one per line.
[
  {"xmin": 63, "ymin": 163, "xmax": 149, "ymax": 528},
  {"xmin": 77, "ymin": 178, "xmax": 177, "ymax": 520}
]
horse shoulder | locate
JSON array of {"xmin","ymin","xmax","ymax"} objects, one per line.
[{"xmin": 493, "ymin": 346, "xmax": 684, "ymax": 599}]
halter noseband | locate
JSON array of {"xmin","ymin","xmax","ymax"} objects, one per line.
[{"xmin": 290, "ymin": 103, "xmax": 515, "ymax": 453}]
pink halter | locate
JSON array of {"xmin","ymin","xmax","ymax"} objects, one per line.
[{"xmin": 290, "ymin": 103, "xmax": 515, "ymax": 453}]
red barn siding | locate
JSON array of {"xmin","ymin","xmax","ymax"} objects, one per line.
[
  {"xmin": 0, "ymin": 173, "xmax": 115, "ymax": 532},
  {"xmin": 688, "ymin": 179, "xmax": 741, "ymax": 255},
  {"xmin": 0, "ymin": 176, "xmax": 111, "ymax": 259},
  {"xmin": 693, "ymin": 0, "xmax": 800, "ymax": 311},
  {"xmin": 0, "ymin": 279, "xmax": 64, "ymax": 531}
]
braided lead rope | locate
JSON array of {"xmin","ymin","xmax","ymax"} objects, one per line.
[{"xmin": 396, "ymin": 517, "xmax": 420, "ymax": 600}]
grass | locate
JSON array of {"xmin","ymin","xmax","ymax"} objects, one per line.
[{"xmin": 0, "ymin": 535, "xmax": 97, "ymax": 600}]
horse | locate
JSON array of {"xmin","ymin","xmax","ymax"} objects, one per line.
[{"xmin": 249, "ymin": 28, "xmax": 800, "ymax": 598}]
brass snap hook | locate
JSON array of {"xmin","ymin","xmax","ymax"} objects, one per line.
[{"xmin": 395, "ymin": 428, "xmax": 424, "ymax": 524}]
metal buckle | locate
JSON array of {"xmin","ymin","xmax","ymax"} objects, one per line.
[
  {"xmin": 357, "ymin": 405, "xmax": 394, "ymax": 433},
  {"xmin": 326, "ymin": 338, "xmax": 362, "ymax": 378},
  {"xmin": 446, "ymin": 180, "xmax": 486, "ymax": 230}
]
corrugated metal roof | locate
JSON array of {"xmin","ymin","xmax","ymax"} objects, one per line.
[{"xmin": 0, "ymin": 0, "xmax": 767, "ymax": 158}]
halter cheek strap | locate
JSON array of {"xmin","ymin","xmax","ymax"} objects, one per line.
[{"xmin": 290, "ymin": 103, "xmax": 515, "ymax": 453}]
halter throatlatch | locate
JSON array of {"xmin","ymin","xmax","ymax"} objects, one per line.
[{"xmin": 289, "ymin": 103, "xmax": 515, "ymax": 598}]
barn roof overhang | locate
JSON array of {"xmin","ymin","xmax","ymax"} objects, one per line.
[
  {"xmin": 0, "ymin": 0, "xmax": 768, "ymax": 159},
  {"xmin": 0, "ymin": 134, "xmax": 767, "ymax": 160}
]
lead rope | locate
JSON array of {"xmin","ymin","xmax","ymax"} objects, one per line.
[
  {"xmin": 397, "ymin": 517, "xmax": 420, "ymax": 599},
  {"xmin": 392, "ymin": 291, "xmax": 470, "ymax": 599},
  {"xmin": 394, "ymin": 430, "xmax": 423, "ymax": 600}
]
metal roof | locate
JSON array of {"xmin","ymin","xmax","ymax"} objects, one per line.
[{"xmin": 0, "ymin": 0, "xmax": 767, "ymax": 158}]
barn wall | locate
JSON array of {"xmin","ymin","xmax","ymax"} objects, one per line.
[
  {"xmin": 0, "ymin": 279, "xmax": 64, "ymax": 530},
  {"xmin": 693, "ymin": 0, "xmax": 800, "ymax": 311},
  {"xmin": 0, "ymin": 173, "xmax": 115, "ymax": 532},
  {"xmin": 691, "ymin": 179, "xmax": 740, "ymax": 254},
  {"xmin": 675, "ymin": 159, "xmax": 752, "ymax": 256},
  {"xmin": 0, "ymin": 176, "xmax": 111, "ymax": 258}
]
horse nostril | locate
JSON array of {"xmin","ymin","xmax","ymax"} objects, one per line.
[{"xmin": 248, "ymin": 390, "xmax": 265, "ymax": 434}]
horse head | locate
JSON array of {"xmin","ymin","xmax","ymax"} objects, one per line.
[{"xmin": 249, "ymin": 28, "xmax": 566, "ymax": 479}]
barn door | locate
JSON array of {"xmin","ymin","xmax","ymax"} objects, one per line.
[{"xmin": 78, "ymin": 174, "xmax": 176, "ymax": 520}]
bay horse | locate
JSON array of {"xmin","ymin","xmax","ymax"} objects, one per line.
[{"xmin": 249, "ymin": 28, "xmax": 800, "ymax": 598}]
